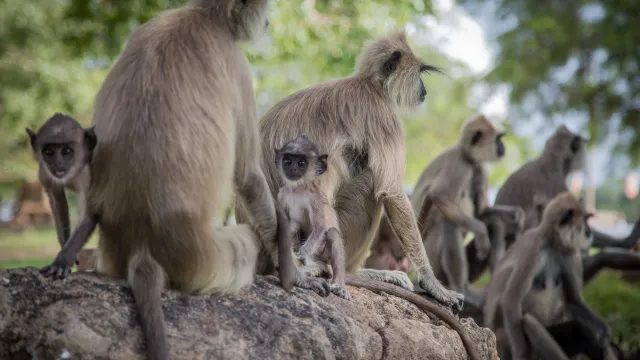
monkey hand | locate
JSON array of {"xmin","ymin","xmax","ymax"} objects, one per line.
[
  {"xmin": 511, "ymin": 207, "xmax": 526, "ymax": 233},
  {"xmin": 474, "ymin": 233, "xmax": 491, "ymax": 260},
  {"xmin": 295, "ymin": 270, "xmax": 331, "ymax": 297},
  {"xmin": 329, "ymin": 284, "xmax": 352, "ymax": 300},
  {"xmin": 418, "ymin": 277, "xmax": 465, "ymax": 312},
  {"xmin": 40, "ymin": 251, "xmax": 75, "ymax": 280},
  {"xmin": 592, "ymin": 320, "xmax": 612, "ymax": 350}
]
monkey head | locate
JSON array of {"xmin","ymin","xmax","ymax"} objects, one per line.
[
  {"xmin": 460, "ymin": 114, "xmax": 506, "ymax": 164},
  {"xmin": 190, "ymin": 0, "xmax": 270, "ymax": 41},
  {"xmin": 26, "ymin": 113, "xmax": 97, "ymax": 184},
  {"xmin": 541, "ymin": 192, "xmax": 593, "ymax": 252},
  {"xmin": 543, "ymin": 125, "xmax": 587, "ymax": 175},
  {"xmin": 275, "ymin": 135, "xmax": 328, "ymax": 185},
  {"xmin": 354, "ymin": 31, "xmax": 442, "ymax": 108}
]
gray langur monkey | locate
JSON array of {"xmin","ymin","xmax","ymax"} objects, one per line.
[
  {"xmin": 240, "ymin": 30, "xmax": 466, "ymax": 311},
  {"xmin": 26, "ymin": 113, "xmax": 96, "ymax": 269},
  {"xmin": 491, "ymin": 124, "xmax": 640, "ymax": 285},
  {"xmin": 39, "ymin": 1, "xmax": 329, "ymax": 360},
  {"xmin": 275, "ymin": 135, "xmax": 350, "ymax": 299},
  {"xmin": 410, "ymin": 114, "xmax": 523, "ymax": 308},
  {"xmin": 484, "ymin": 192, "xmax": 615, "ymax": 360}
]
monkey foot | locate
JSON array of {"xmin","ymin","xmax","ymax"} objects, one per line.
[
  {"xmin": 295, "ymin": 271, "xmax": 331, "ymax": 297},
  {"xmin": 329, "ymin": 284, "xmax": 352, "ymax": 300},
  {"xmin": 299, "ymin": 263, "xmax": 331, "ymax": 278},
  {"xmin": 418, "ymin": 277, "xmax": 465, "ymax": 313}
]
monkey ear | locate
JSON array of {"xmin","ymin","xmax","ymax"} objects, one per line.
[
  {"xmin": 559, "ymin": 208, "xmax": 574, "ymax": 226},
  {"xmin": 25, "ymin": 128, "xmax": 37, "ymax": 151},
  {"xmin": 383, "ymin": 51, "xmax": 402, "ymax": 76},
  {"xmin": 84, "ymin": 126, "xmax": 98, "ymax": 151},
  {"xmin": 316, "ymin": 154, "xmax": 328, "ymax": 175},
  {"xmin": 470, "ymin": 130, "xmax": 482, "ymax": 146}
]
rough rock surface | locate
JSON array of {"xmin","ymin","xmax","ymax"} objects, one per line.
[{"xmin": 0, "ymin": 267, "xmax": 498, "ymax": 360}]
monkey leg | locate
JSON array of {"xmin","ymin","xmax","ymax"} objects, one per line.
[
  {"xmin": 127, "ymin": 247, "xmax": 169, "ymax": 360},
  {"xmin": 543, "ymin": 319, "xmax": 611, "ymax": 360},
  {"xmin": 582, "ymin": 249, "xmax": 640, "ymax": 284},
  {"xmin": 521, "ymin": 314, "xmax": 570, "ymax": 360},
  {"xmin": 466, "ymin": 241, "xmax": 489, "ymax": 284},
  {"xmin": 383, "ymin": 192, "xmax": 465, "ymax": 311},
  {"xmin": 325, "ymin": 227, "xmax": 351, "ymax": 300},
  {"xmin": 46, "ymin": 188, "xmax": 71, "ymax": 248}
]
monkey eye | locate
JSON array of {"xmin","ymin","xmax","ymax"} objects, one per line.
[
  {"xmin": 298, "ymin": 160, "xmax": 307, "ymax": 167},
  {"xmin": 62, "ymin": 147, "xmax": 74, "ymax": 155},
  {"xmin": 42, "ymin": 148, "xmax": 54, "ymax": 157},
  {"xmin": 284, "ymin": 159, "xmax": 292, "ymax": 165}
]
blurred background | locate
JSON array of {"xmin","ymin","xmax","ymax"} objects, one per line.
[{"xmin": 0, "ymin": 0, "xmax": 638, "ymax": 349}]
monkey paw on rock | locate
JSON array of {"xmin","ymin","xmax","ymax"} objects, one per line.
[
  {"xmin": 419, "ymin": 277, "xmax": 465, "ymax": 313},
  {"xmin": 40, "ymin": 252, "xmax": 75, "ymax": 280},
  {"xmin": 329, "ymin": 284, "xmax": 352, "ymax": 300},
  {"xmin": 294, "ymin": 271, "xmax": 331, "ymax": 297}
]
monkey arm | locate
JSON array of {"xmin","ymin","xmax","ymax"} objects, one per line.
[
  {"xmin": 560, "ymin": 254, "xmax": 610, "ymax": 345},
  {"xmin": 46, "ymin": 188, "xmax": 71, "ymax": 247},
  {"xmin": 502, "ymin": 254, "xmax": 538, "ymax": 359},
  {"xmin": 296, "ymin": 201, "xmax": 326, "ymax": 259},
  {"xmin": 41, "ymin": 213, "xmax": 97, "ymax": 280},
  {"xmin": 429, "ymin": 179, "xmax": 488, "ymax": 240}
]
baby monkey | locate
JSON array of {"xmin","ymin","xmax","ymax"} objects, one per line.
[
  {"xmin": 26, "ymin": 113, "xmax": 96, "ymax": 271},
  {"xmin": 275, "ymin": 136, "xmax": 350, "ymax": 299}
]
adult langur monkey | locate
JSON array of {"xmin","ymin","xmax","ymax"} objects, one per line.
[
  {"xmin": 239, "ymin": 30, "xmax": 466, "ymax": 311},
  {"xmin": 409, "ymin": 114, "xmax": 524, "ymax": 308},
  {"xmin": 478, "ymin": 124, "xmax": 640, "ymax": 285},
  {"xmin": 484, "ymin": 192, "xmax": 616, "ymax": 360},
  {"xmin": 38, "ymin": 1, "xmax": 330, "ymax": 359}
]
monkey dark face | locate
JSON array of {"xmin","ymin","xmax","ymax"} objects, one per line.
[
  {"xmin": 275, "ymin": 135, "xmax": 328, "ymax": 184},
  {"xmin": 26, "ymin": 119, "xmax": 97, "ymax": 182},
  {"xmin": 466, "ymin": 116, "xmax": 507, "ymax": 163},
  {"xmin": 379, "ymin": 49, "xmax": 439, "ymax": 108},
  {"xmin": 281, "ymin": 154, "xmax": 309, "ymax": 181},
  {"xmin": 41, "ymin": 143, "xmax": 78, "ymax": 179}
]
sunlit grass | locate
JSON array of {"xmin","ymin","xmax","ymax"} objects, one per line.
[{"xmin": 0, "ymin": 227, "xmax": 98, "ymax": 253}]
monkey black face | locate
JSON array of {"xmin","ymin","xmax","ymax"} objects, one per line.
[
  {"xmin": 40, "ymin": 143, "xmax": 78, "ymax": 178},
  {"xmin": 418, "ymin": 78, "xmax": 427, "ymax": 103},
  {"xmin": 280, "ymin": 154, "xmax": 309, "ymax": 181},
  {"xmin": 26, "ymin": 126, "xmax": 97, "ymax": 179},
  {"xmin": 496, "ymin": 132, "xmax": 506, "ymax": 157}
]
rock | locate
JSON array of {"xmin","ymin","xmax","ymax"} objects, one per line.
[{"xmin": 0, "ymin": 267, "xmax": 498, "ymax": 360}]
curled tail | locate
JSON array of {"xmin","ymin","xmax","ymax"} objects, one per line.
[
  {"xmin": 128, "ymin": 248, "xmax": 169, "ymax": 360},
  {"xmin": 345, "ymin": 274, "xmax": 481, "ymax": 360}
]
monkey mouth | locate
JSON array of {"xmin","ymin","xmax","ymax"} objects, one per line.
[{"xmin": 52, "ymin": 170, "xmax": 67, "ymax": 178}]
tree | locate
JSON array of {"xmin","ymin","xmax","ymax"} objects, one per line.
[{"xmin": 457, "ymin": 0, "xmax": 639, "ymax": 162}]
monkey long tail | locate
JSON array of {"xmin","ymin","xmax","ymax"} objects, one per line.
[
  {"xmin": 345, "ymin": 274, "xmax": 481, "ymax": 360},
  {"xmin": 128, "ymin": 248, "xmax": 169, "ymax": 360}
]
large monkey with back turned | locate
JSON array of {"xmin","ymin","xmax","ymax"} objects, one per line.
[
  {"xmin": 482, "ymin": 125, "xmax": 640, "ymax": 284},
  {"xmin": 484, "ymin": 192, "xmax": 615, "ymax": 360},
  {"xmin": 239, "ymin": 30, "xmax": 465, "ymax": 311},
  {"xmin": 39, "ymin": 1, "xmax": 329, "ymax": 360},
  {"xmin": 409, "ymin": 114, "xmax": 524, "ymax": 307}
]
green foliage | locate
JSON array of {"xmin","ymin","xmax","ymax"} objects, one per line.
[
  {"xmin": 1, "ymin": 0, "xmax": 502, "ymax": 188},
  {"xmin": 458, "ymin": 0, "xmax": 640, "ymax": 165}
]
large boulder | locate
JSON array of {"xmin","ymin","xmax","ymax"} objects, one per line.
[{"xmin": 0, "ymin": 267, "xmax": 498, "ymax": 359}]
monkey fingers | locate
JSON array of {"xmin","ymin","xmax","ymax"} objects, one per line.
[
  {"xmin": 329, "ymin": 284, "xmax": 352, "ymax": 300},
  {"xmin": 418, "ymin": 277, "xmax": 465, "ymax": 312},
  {"xmin": 40, "ymin": 258, "xmax": 73, "ymax": 280},
  {"xmin": 294, "ymin": 270, "xmax": 331, "ymax": 297}
]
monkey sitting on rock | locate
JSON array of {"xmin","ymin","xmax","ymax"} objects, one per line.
[
  {"xmin": 484, "ymin": 192, "xmax": 616, "ymax": 360},
  {"xmin": 26, "ymin": 113, "xmax": 97, "ymax": 271},
  {"xmin": 275, "ymin": 135, "xmax": 350, "ymax": 299}
]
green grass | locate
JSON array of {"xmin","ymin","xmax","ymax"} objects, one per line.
[
  {"xmin": 0, "ymin": 227, "xmax": 98, "ymax": 252},
  {"xmin": 0, "ymin": 258, "xmax": 52, "ymax": 268}
]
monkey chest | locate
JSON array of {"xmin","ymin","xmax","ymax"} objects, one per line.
[{"xmin": 524, "ymin": 253, "xmax": 565, "ymax": 326}]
